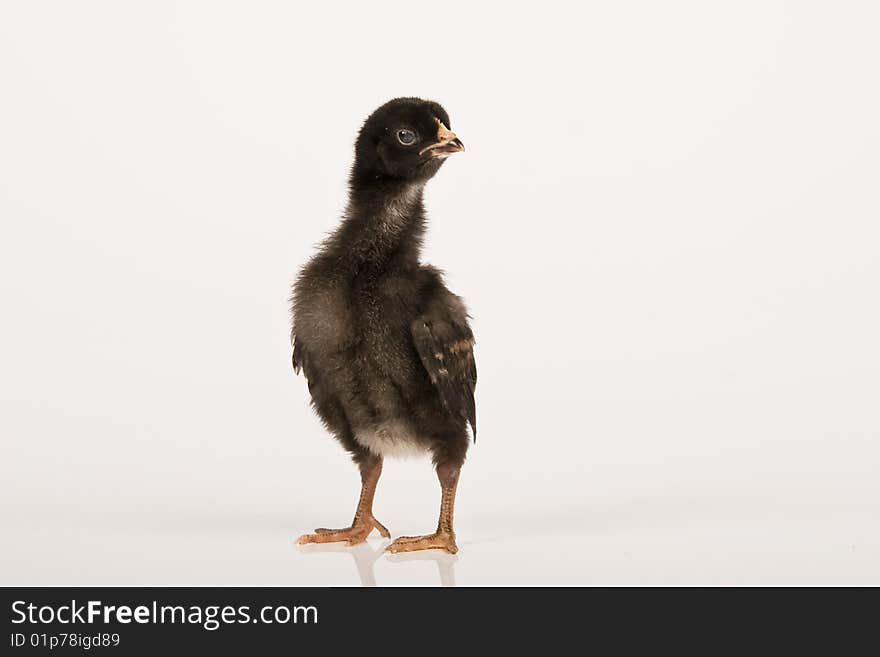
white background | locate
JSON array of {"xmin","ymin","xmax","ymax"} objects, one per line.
[{"xmin": 2, "ymin": 1, "xmax": 878, "ymax": 585}]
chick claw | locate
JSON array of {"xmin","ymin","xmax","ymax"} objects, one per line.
[
  {"xmin": 386, "ymin": 531, "xmax": 458, "ymax": 554},
  {"xmin": 297, "ymin": 516, "xmax": 390, "ymax": 546}
]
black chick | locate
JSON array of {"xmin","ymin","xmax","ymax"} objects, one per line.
[{"xmin": 291, "ymin": 97, "xmax": 475, "ymax": 554}]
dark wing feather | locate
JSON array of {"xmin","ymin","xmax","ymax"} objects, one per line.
[
  {"xmin": 411, "ymin": 316, "xmax": 478, "ymax": 441},
  {"xmin": 291, "ymin": 334, "xmax": 303, "ymax": 375}
]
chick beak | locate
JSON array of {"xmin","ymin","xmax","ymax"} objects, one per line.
[
  {"xmin": 447, "ymin": 137, "xmax": 465, "ymax": 151},
  {"xmin": 420, "ymin": 119, "xmax": 465, "ymax": 158}
]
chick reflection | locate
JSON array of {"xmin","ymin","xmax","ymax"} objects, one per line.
[
  {"xmin": 296, "ymin": 541, "xmax": 386, "ymax": 587},
  {"xmin": 296, "ymin": 540, "xmax": 457, "ymax": 587},
  {"xmin": 386, "ymin": 550, "xmax": 458, "ymax": 587}
]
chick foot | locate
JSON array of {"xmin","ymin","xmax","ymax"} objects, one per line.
[
  {"xmin": 297, "ymin": 516, "xmax": 390, "ymax": 546},
  {"xmin": 386, "ymin": 531, "xmax": 458, "ymax": 554}
]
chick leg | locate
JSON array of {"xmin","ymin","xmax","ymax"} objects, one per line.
[
  {"xmin": 387, "ymin": 462, "xmax": 460, "ymax": 554},
  {"xmin": 298, "ymin": 455, "xmax": 390, "ymax": 546}
]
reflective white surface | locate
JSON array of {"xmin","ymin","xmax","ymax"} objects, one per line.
[
  {"xmin": 3, "ymin": 482, "xmax": 877, "ymax": 586},
  {"xmin": 2, "ymin": 2, "xmax": 880, "ymax": 586}
]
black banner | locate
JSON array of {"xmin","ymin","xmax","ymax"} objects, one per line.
[{"xmin": 1, "ymin": 587, "xmax": 872, "ymax": 653}]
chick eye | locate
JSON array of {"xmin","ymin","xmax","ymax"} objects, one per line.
[{"xmin": 396, "ymin": 129, "xmax": 417, "ymax": 146}]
